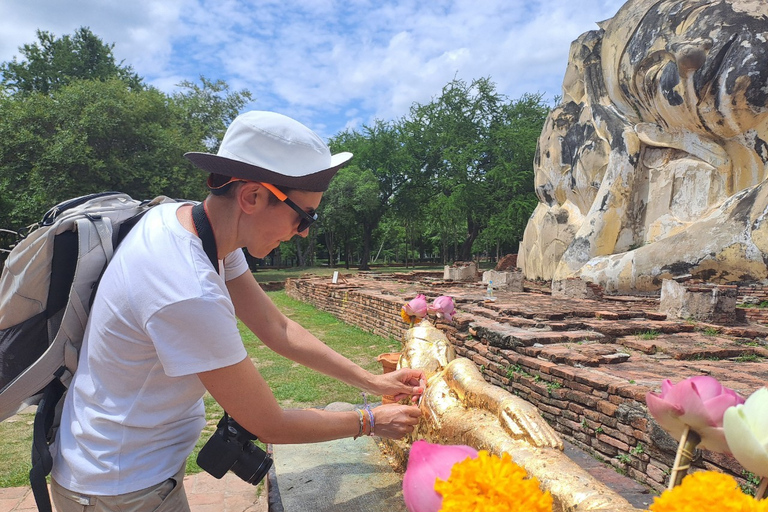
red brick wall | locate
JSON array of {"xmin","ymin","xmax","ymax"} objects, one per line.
[
  {"xmin": 285, "ymin": 278, "xmax": 752, "ymax": 494},
  {"xmin": 737, "ymin": 284, "xmax": 768, "ymax": 324}
]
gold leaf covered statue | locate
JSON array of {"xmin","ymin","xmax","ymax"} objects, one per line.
[{"xmin": 396, "ymin": 319, "xmax": 641, "ymax": 512}]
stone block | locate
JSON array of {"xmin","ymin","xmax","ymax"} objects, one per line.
[
  {"xmin": 443, "ymin": 261, "xmax": 478, "ymax": 281},
  {"xmin": 552, "ymin": 278, "xmax": 604, "ymax": 299},
  {"xmin": 659, "ymin": 279, "xmax": 740, "ymax": 324},
  {"xmin": 482, "ymin": 270, "xmax": 524, "ymax": 291}
]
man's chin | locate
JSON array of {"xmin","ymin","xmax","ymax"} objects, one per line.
[{"xmin": 250, "ymin": 244, "xmax": 279, "ymax": 259}]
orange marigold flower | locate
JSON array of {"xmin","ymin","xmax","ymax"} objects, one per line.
[
  {"xmin": 649, "ymin": 471, "xmax": 763, "ymax": 512},
  {"xmin": 434, "ymin": 450, "xmax": 553, "ymax": 512}
]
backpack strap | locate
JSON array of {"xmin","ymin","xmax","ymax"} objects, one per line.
[
  {"xmin": 192, "ymin": 202, "xmax": 220, "ymax": 275},
  {"xmin": 29, "ymin": 377, "xmax": 66, "ymax": 512}
]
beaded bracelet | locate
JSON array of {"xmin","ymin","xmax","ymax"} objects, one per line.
[{"xmin": 362, "ymin": 392, "xmax": 375, "ymax": 436}]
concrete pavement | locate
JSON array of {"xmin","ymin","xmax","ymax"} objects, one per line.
[
  {"xmin": 0, "ymin": 471, "xmax": 266, "ymax": 512},
  {"xmin": 1, "ymin": 402, "xmax": 653, "ymax": 512}
]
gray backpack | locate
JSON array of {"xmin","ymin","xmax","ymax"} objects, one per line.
[{"xmin": 0, "ymin": 191, "xmax": 177, "ymax": 511}]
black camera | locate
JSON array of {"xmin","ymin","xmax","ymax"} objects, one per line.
[{"xmin": 196, "ymin": 413, "xmax": 273, "ymax": 485}]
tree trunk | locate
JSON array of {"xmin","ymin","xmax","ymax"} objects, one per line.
[
  {"xmin": 358, "ymin": 222, "xmax": 372, "ymax": 270},
  {"xmin": 344, "ymin": 244, "xmax": 350, "ymax": 269},
  {"xmin": 295, "ymin": 238, "xmax": 306, "ymax": 267},
  {"xmin": 459, "ymin": 217, "xmax": 481, "ymax": 261}
]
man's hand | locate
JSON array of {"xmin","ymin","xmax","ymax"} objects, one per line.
[
  {"xmin": 371, "ymin": 404, "xmax": 422, "ymax": 439},
  {"xmin": 371, "ymin": 368, "xmax": 426, "ymax": 403}
]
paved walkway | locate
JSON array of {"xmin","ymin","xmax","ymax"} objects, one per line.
[
  {"xmin": 0, "ymin": 472, "xmax": 266, "ymax": 512},
  {"xmin": 271, "ymin": 437, "xmax": 406, "ymax": 512},
  {"xmin": 1, "ymin": 415, "xmax": 652, "ymax": 512}
]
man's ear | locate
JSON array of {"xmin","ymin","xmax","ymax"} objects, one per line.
[{"xmin": 237, "ymin": 182, "xmax": 264, "ymax": 214}]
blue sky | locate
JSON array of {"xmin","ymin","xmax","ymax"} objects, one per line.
[{"xmin": 0, "ymin": 0, "xmax": 626, "ymax": 140}]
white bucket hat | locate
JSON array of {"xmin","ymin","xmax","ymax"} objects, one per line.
[{"xmin": 185, "ymin": 111, "xmax": 352, "ymax": 192}]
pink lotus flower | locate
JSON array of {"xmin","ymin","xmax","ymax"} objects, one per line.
[
  {"xmin": 428, "ymin": 296, "xmax": 456, "ymax": 322},
  {"xmin": 645, "ymin": 376, "xmax": 745, "ymax": 453},
  {"xmin": 402, "ymin": 440, "xmax": 478, "ymax": 512},
  {"xmin": 402, "ymin": 294, "xmax": 428, "ymax": 321}
]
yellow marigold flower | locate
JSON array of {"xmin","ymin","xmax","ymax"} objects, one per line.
[
  {"xmin": 649, "ymin": 471, "xmax": 761, "ymax": 512},
  {"xmin": 434, "ymin": 450, "xmax": 553, "ymax": 512}
]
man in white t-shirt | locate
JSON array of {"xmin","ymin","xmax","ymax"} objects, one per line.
[{"xmin": 50, "ymin": 111, "xmax": 425, "ymax": 511}]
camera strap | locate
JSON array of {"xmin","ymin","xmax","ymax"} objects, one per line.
[
  {"xmin": 219, "ymin": 412, "xmax": 233, "ymax": 439},
  {"xmin": 192, "ymin": 201, "xmax": 220, "ymax": 275}
]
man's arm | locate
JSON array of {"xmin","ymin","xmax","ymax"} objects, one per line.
[
  {"xmin": 197, "ymin": 358, "xmax": 421, "ymax": 443},
  {"xmin": 226, "ymin": 270, "xmax": 378, "ymax": 391}
]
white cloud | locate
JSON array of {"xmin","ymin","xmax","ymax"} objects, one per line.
[{"xmin": 0, "ymin": 0, "xmax": 626, "ymax": 138}]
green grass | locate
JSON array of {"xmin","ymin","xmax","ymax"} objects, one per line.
[
  {"xmin": 0, "ymin": 412, "xmax": 34, "ymax": 487},
  {"xmin": 1, "ymin": 288, "xmax": 402, "ymax": 487},
  {"xmin": 636, "ymin": 330, "xmax": 660, "ymax": 340}
]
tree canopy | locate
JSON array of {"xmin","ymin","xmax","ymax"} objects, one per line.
[
  {"xmin": 0, "ymin": 28, "xmax": 251, "ymax": 229},
  {"xmin": 326, "ymin": 78, "xmax": 549, "ymax": 267},
  {"xmin": 0, "ymin": 28, "xmax": 548, "ymax": 269},
  {"xmin": 1, "ymin": 27, "xmax": 143, "ymax": 95}
]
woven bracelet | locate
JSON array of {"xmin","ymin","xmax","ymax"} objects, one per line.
[{"xmin": 353, "ymin": 408, "xmax": 365, "ymax": 439}]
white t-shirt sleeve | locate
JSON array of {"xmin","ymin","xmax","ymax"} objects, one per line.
[
  {"xmin": 223, "ymin": 249, "xmax": 249, "ymax": 281},
  {"xmin": 146, "ymin": 296, "xmax": 247, "ymax": 377}
]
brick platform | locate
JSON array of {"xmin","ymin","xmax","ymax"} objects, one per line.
[{"xmin": 285, "ymin": 273, "xmax": 768, "ymax": 495}]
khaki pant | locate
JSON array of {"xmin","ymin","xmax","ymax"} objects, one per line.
[{"xmin": 51, "ymin": 465, "xmax": 189, "ymax": 512}]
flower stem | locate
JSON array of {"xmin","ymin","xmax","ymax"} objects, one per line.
[
  {"xmin": 756, "ymin": 477, "xmax": 768, "ymax": 500},
  {"xmin": 668, "ymin": 426, "xmax": 701, "ymax": 490}
]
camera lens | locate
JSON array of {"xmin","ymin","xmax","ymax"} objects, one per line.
[
  {"xmin": 230, "ymin": 441, "xmax": 273, "ymax": 485},
  {"xmin": 197, "ymin": 413, "xmax": 273, "ymax": 485}
]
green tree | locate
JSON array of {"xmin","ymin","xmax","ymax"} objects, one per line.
[
  {"xmin": 403, "ymin": 77, "xmax": 505, "ymax": 261},
  {"xmin": 329, "ymin": 120, "xmax": 406, "ymax": 270},
  {"xmin": 0, "ymin": 29, "xmax": 252, "ymax": 230},
  {"xmin": 482, "ymin": 93, "xmax": 549, "ymax": 257},
  {"xmin": 172, "ymin": 77, "xmax": 252, "ymax": 151},
  {"xmin": 317, "ymin": 165, "xmax": 379, "ymax": 269},
  {"xmin": 1, "ymin": 27, "xmax": 143, "ymax": 95},
  {"xmin": 0, "ymin": 79, "xmax": 207, "ymax": 227}
]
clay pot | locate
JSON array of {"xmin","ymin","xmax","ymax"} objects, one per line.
[{"xmin": 377, "ymin": 352, "xmax": 402, "ymax": 404}]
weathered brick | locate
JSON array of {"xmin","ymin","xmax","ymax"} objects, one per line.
[
  {"xmin": 603, "ymin": 424, "xmax": 633, "ymax": 443},
  {"xmin": 597, "ymin": 433, "xmax": 630, "ymax": 452},
  {"xmin": 472, "ymin": 354, "xmax": 491, "ymax": 368},
  {"xmin": 596, "ymin": 400, "xmax": 619, "ymax": 417},
  {"xmin": 630, "ymin": 416, "xmax": 648, "ymax": 431},
  {"xmin": 567, "ymin": 380, "xmax": 596, "ymax": 394},
  {"xmin": 574, "ymin": 372, "xmax": 612, "ymax": 391},
  {"xmin": 584, "ymin": 418, "xmax": 601, "ymax": 430},
  {"xmin": 565, "ymin": 389, "xmax": 598, "ymax": 408},
  {"xmin": 558, "ymin": 417, "xmax": 583, "ymax": 432},
  {"xmin": 591, "ymin": 437, "xmax": 619, "ymax": 456},
  {"xmin": 583, "ymin": 409, "xmax": 601, "ymax": 422},
  {"xmin": 538, "ymin": 403, "xmax": 561, "ymax": 417},
  {"xmin": 550, "ymin": 365, "xmax": 578, "ymax": 381},
  {"xmin": 645, "ymin": 463, "xmax": 668, "ymax": 489},
  {"xmin": 543, "ymin": 395, "xmax": 569, "ymax": 409}
]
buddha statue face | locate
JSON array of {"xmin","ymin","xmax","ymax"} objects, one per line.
[{"xmin": 521, "ymin": 0, "xmax": 768, "ymax": 291}]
